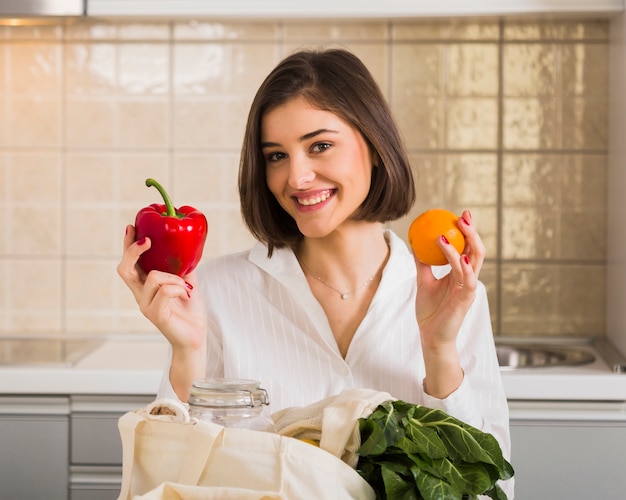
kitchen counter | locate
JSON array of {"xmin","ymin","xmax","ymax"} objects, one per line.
[
  {"xmin": 497, "ymin": 337, "xmax": 626, "ymax": 401},
  {"xmin": 501, "ymin": 350, "xmax": 626, "ymax": 401},
  {"xmin": 0, "ymin": 335, "xmax": 169, "ymax": 396},
  {"xmin": 1, "ymin": 335, "xmax": 625, "ymax": 400}
]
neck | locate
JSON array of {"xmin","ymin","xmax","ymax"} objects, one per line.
[{"xmin": 296, "ymin": 223, "xmax": 390, "ymax": 292}]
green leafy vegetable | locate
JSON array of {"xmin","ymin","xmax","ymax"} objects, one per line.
[{"xmin": 356, "ymin": 400, "xmax": 514, "ymax": 500}]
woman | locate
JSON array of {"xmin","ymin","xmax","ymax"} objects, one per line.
[{"xmin": 118, "ymin": 48, "xmax": 512, "ymax": 495}]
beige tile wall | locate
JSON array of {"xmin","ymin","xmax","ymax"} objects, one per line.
[{"xmin": 0, "ymin": 18, "xmax": 608, "ymax": 338}]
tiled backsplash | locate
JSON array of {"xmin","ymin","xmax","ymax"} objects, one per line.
[{"xmin": 0, "ymin": 18, "xmax": 608, "ymax": 338}]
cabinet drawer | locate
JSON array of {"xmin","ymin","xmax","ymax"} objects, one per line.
[
  {"xmin": 70, "ymin": 465, "xmax": 122, "ymax": 500},
  {"xmin": 71, "ymin": 414, "xmax": 124, "ymax": 465},
  {"xmin": 70, "ymin": 490, "xmax": 120, "ymax": 500},
  {"xmin": 1, "ymin": 413, "xmax": 69, "ymax": 500},
  {"xmin": 71, "ymin": 396, "xmax": 153, "ymax": 465}
]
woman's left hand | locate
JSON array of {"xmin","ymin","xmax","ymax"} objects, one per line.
[{"xmin": 414, "ymin": 210, "xmax": 486, "ymax": 397}]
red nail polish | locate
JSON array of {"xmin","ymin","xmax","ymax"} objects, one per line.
[
  {"xmin": 186, "ymin": 290, "xmax": 191, "ymax": 299},
  {"xmin": 125, "ymin": 226, "xmax": 129, "ymax": 236},
  {"xmin": 185, "ymin": 281, "xmax": 193, "ymax": 290},
  {"xmin": 461, "ymin": 216, "xmax": 470, "ymax": 226},
  {"xmin": 441, "ymin": 235, "xmax": 450, "ymax": 244},
  {"xmin": 463, "ymin": 255, "xmax": 470, "ymax": 264},
  {"xmin": 136, "ymin": 237, "xmax": 146, "ymax": 246}
]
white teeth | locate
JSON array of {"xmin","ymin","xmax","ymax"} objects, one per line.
[{"xmin": 297, "ymin": 190, "xmax": 332, "ymax": 206}]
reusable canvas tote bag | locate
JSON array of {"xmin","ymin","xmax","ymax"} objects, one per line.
[{"xmin": 117, "ymin": 400, "xmax": 375, "ymax": 500}]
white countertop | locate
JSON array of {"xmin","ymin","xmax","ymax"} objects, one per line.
[
  {"xmin": 1, "ymin": 335, "xmax": 625, "ymax": 401},
  {"xmin": 0, "ymin": 336, "xmax": 169, "ymax": 396},
  {"xmin": 501, "ymin": 354, "xmax": 626, "ymax": 401},
  {"xmin": 497, "ymin": 338, "xmax": 626, "ymax": 401}
]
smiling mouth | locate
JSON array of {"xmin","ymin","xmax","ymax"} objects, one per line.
[{"xmin": 294, "ymin": 189, "xmax": 335, "ymax": 206}]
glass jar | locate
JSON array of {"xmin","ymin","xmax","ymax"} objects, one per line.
[{"xmin": 188, "ymin": 378, "xmax": 275, "ymax": 432}]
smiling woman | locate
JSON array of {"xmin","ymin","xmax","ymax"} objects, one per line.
[{"xmin": 117, "ymin": 47, "xmax": 514, "ymax": 499}]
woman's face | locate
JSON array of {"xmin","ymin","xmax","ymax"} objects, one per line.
[{"xmin": 261, "ymin": 96, "xmax": 374, "ymax": 239}]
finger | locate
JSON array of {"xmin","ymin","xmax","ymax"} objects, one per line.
[
  {"xmin": 456, "ymin": 210, "xmax": 485, "ymax": 270},
  {"xmin": 414, "ymin": 255, "xmax": 436, "ymax": 288},
  {"xmin": 141, "ymin": 271, "xmax": 191, "ymax": 304},
  {"xmin": 456, "ymin": 254, "xmax": 476, "ymax": 291},
  {"xmin": 180, "ymin": 271, "xmax": 200, "ymax": 294},
  {"xmin": 139, "ymin": 275, "xmax": 192, "ymax": 319},
  {"xmin": 436, "ymin": 233, "xmax": 463, "ymax": 271},
  {"xmin": 117, "ymin": 232, "xmax": 152, "ymax": 300},
  {"xmin": 122, "ymin": 224, "xmax": 136, "ymax": 252}
]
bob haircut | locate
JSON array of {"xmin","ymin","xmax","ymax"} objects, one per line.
[{"xmin": 239, "ymin": 48, "xmax": 415, "ymax": 256}]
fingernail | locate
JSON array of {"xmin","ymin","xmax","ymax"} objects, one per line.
[
  {"xmin": 463, "ymin": 255, "xmax": 470, "ymax": 264},
  {"xmin": 461, "ymin": 216, "xmax": 470, "ymax": 226},
  {"xmin": 136, "ymin": 237, "xmax": 146, "ymax": 246},
  {"xmin": 125, "ymin": 226, "xmax": 129, "ymax": 236},
  {"xmin": 185, "ymin": 281, "xmax": 193, "ymax": 290},
  {"xmin": 186, "ymin": 291, "xmax": 191, "ymax": 299},
  {"xmin": 441, "ymin": 235, "xmax": 450, "ymax": 245}
]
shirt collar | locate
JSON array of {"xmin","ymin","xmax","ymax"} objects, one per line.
[{"xmin": 247, "ymin": 229, "xmax": 415, "ymax": 283}]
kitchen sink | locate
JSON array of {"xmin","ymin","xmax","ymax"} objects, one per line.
[
  {"xmin": 0, "ymin": 337, "xmax": 103, "ymax": 367},
  {"xmin": 495, "ymin": 342, "xmax": 596, "ymax": 370}
]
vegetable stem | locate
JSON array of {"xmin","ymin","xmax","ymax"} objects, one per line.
[{"xmin": 146, "ymin": 178, "xmax": 177, "ymax": 217}]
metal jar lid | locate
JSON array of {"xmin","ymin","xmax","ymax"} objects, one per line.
[{"xmin": 188, "ymin": 378, "xmax": 270, "ymax": 409}]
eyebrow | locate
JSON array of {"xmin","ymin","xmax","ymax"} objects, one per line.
[{"xmin": 261, "ymin": 128, "xmax": 339, "ymax": 149}]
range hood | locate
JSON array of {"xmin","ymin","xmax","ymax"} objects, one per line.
[
  {"xmin": 0, "ymin": 0, "xmax": 620, "ymax": 20},
  {"xmin": 86, "ymin": 0, "xmax": 623, "ymax": 19},
  {"xmin": 0, "ymin": 0, "xmax": 85, "ymax": 17}
]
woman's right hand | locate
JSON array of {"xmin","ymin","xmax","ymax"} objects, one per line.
[{"xmin": 116, "ymin": 224, "xmax": 207, "ymax": 352}]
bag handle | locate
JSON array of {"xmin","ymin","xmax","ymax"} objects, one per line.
[
  {"xmin": 176, "ymin": 419, "xmax": 225, "ymax": 484},
  {"xmin": 117, "ymin": 411, "xmax": 148, "ymax": 500}
]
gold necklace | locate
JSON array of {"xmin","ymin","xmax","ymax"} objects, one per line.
[{"xmin": 299, "ymin": 260, "xmax": 378, "ymax": 300}]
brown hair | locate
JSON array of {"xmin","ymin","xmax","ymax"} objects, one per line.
[{"xmin": 238, "ymin": 48, "xmax": 415, "ymax": 256}]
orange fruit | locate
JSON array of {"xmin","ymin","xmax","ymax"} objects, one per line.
[{"xmin": 408, "ymin": 209, "xmax": 465, "ymax": 266}]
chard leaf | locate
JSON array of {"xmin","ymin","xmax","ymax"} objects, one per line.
[
  {"xmin": 408, "ymin": 453, "xmax": 491, "ymax": 494},
  {"xmin": 401, "ymin": 417, "xmax": 448, "ymax": 458},
  {"xmin": 359, "ymin": 418, "xmax": 392, "ymax": 456},
  {"xmin": 381, "ymin": 467, "xmax": 421, "ymax": 500},
  {"xmin": 411, "ymin": 466, "xmax": 459, "ymax": 500},
  {"xmin": 407, "ymin": 406, "xmax": 513, "ymax": 480},
  {"xmin": 483, "ymin": 482, "xmax": 510, "ymax": 500},
  {"xmin": 356, "ymin": 400, "xmax": 514, "ymax": 500},
  {"xmin": 359, "ymin": 401, "xmax": 406, "ymax": 456}
]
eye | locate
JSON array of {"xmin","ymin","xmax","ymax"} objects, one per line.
[
  {"xmin": 265, "ymin": 151, "xmax": 287, "ymax": 163},
  {"xmin": 311, "ymin": 142, "xmax": 332, "ymax": 153}
]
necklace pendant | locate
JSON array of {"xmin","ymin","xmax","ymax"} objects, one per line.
[{"xmin": 341, "ymin": 293, "xmax": 349, "ymax": 300}]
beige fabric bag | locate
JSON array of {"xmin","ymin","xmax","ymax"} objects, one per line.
[
  {"xmin": 273, "ymin": 387, "xmax": 394, "ymax": 468},
  {"xmin": 117, "ymin": 400, "xmax": 375, "ymax": 500}
]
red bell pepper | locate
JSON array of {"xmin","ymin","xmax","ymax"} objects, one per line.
[{"xmin": 134, "ymin": 178, "xmax": 208, "ymax": 277}]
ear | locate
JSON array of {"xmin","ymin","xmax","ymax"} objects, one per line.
[{"xmin": 371, "ymin": 150, "xmax": 381, "ymax": 168}]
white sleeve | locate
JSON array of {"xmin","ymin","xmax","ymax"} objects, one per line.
[{"xmin": 156, "ymin": 344, "xmax": 184, "ymax": 402}]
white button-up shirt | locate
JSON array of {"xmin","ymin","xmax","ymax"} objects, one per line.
[{"xmin": 158, "ymin": 230, "xmax": 513, "ymax": 496}]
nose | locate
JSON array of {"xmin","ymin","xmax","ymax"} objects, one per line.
[{"xmin": 287, "ymin": 155, "xmax": 315, "ymax": 189}]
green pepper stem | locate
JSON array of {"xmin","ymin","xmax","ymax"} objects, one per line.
[{"xmin": 145, "ymin": 178, "xmax": 177, "ymax": 217}]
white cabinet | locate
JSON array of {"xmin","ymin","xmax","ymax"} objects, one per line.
[
  {"xmin": 509, "ymin": 401, "xmax": 626, "ymax": 499},
  {"xmin": 69, "ymin": 395, "xmax": 153, "ymax": 500},
  {"xmin": 0, "ymin": 397, "xmax": 70, "ymax": 500},
  {"xmin": 87, "ymin": 0, "xmax": 624, "ymax": 19},
  {"xmin": 0, "ymin": 394, "xmax": 152, "ymax": 500}
]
